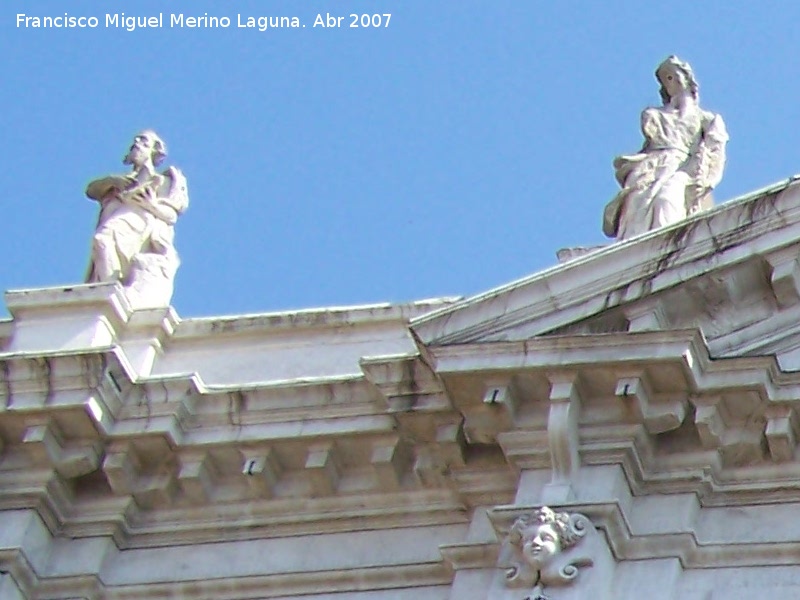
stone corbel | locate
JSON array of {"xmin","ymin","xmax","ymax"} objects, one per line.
[
  {"xmin": 766, "ymin": 251, "xmax": 800, "ymax": 309},
  {"xmin": 765, "ymin": 405, "xmax": 798, "ymax": 462},
  {"xmin": 102, "ymin": 444, "xmax": 140, "ymax": 495},
  {"xmin": 624, "ymin": 302, "xmax": 668, "ymax": 332},
  {"xmin": 691, "ymin": 395, "xmax": 766, "ymax": 466},
  {"xmin": 543, "ymin": 374, "xmax": 583, "ymax": 504},
  {"xmin": 412, "ymin": 418, "xmax": 466, "ymax": 488},
  {"xmin": 462, "ymin": 380, "xmax": 519, "ymax": 444},
  {"xmin": 178, "ymin": 451, "xmax": 219, "ymax": 503},
  {"xmin": 692, "ymin": 396, "xmax": 724, "ymax": 449},
  {"xmin": 305, "ymin": 443, "xmax": 341, "ymax": 497},
  {"xmin": 102, "ymin": 443, "xmax": 177, "ymax": 508},
  {"xmin": 370, "ymin": 438, "xmax": 410, "ymax": 491},
  {"xmin": 241, "ymin": 447, "xmax": 283, "ymax": 497},
  {"xmin": 615, "ymin": 375, "xmax": 686, "ymax": 434},
  {"xmin": 22, "ymin": 422, "xmax": 101, "ymax": 478}
]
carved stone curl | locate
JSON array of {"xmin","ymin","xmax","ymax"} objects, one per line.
[{"xmin": 502, "ymin": 506, "xmax": 594, "ymax": 597}]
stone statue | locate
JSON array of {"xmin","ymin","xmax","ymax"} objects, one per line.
[
  {"xmin": 603, "ymin": 56, "xmax": 728, "ymax": 240},
  {"xmin": 502, "ymin": 506, "xmax": 593, "ymax": 598},
  {"xmin": 85, "ymin": 131, "xmax": 188, "ymax": 308}
]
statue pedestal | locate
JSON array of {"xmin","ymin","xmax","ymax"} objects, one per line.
[
  {"xmin": 5, "ymin": 283, "xmax": 131, "ymax": 354},
  {"xmin": 2, "ymin": 282, "xmax": 177, "ymax": 376}
]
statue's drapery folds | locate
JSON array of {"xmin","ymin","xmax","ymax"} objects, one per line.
[
  {"xmin": 604, "ymin": 56, "xmax": 728, "ymax": 240},
  {"xmin": 85, "ymin": 131, "xmax": 188, "ymax": 308}
]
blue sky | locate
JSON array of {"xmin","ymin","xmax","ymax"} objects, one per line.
[{"xmin": 2, "ymin": 0, "xmax": 798, "ymax": 317}]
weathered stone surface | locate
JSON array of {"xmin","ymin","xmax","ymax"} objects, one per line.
[{"xmin": 5, "ymin": 165, "xmax": 800, "ymax": 598}]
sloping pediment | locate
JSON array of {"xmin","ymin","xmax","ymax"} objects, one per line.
[{"xmin": 411, "ymin": 177, "xmax": 800, "ymax": 367}]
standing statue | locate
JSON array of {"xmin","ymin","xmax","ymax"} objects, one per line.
[
  {"xmin": 85, "ymin": 131, "xmax": 188, "ymax": 308},
  {"xmin": 603, "ymin": 56, "xmax": 728, "ymax": 240}
]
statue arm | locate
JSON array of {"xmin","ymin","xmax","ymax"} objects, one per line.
[
  {"xmin": 132, "ymin": 168, "xmax": 188, "ymax": 225},
  {"xmin": 85, "ymin": 175, "xmax": 132, "ymax": 201},
  {"xmin": 162, "ymin": 167, "xmax": 189, "ymax": 215},
  {"xmin": 639, "ymin": 108, "xmax": 661, "ymax": 151},
  {"xmin": 682, "ymin": 113, "xmax": 728, "ymax": 215},
  {"xmin": 140, "ymin": 194, "xmax": 179, "ymax": 225},
  {"xmin": 696, "ymin": 114, "xmax": 728, "ymax": 190}
]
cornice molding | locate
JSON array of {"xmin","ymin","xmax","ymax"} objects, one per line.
[
  {"xmin": 411, "ymin": 177, "xmax": 800, "ymax": 345},
  {"xmin": 441, "ymin": 500, "xmax": 800, "ymax": 573}
]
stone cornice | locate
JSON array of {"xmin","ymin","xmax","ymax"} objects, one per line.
[
  {"xmin": 3, "ymin": 556, "xmax": 451, "ymax": 600},
  {"xmin": 442, "ymin": 499, "xmax": 800, "ymax": 574},
  {"xmin": 428, "ymin": 329, "xmax": 800, "ymax": 404},
  {"xmin": 5, "ymin": 282, "xmax": 133, "ymax": 320},
  {"xmin": 410, "ymin": 176, "xmax": 800, "ymax": 345},
  {"xmin": 421, "ymin": 328, "xmax": 800, "ymax": 506},
  {"xmin": 8, "ymin": 324, "xmax": 800, "ymax": 522},
  {"xmin": 101, "ymin": 563, "xmax": 452, "ymax": 600},
  {"xmin": 171, "ymin": 297, "xmax": 460, "ymax": 340},
  {"xmin": 71, "ymin": 491, "xmax": 470, "ymax": 548},
  {"xmin": 487, "ymin": 501, "xmax": 800, "ymax": 569}
]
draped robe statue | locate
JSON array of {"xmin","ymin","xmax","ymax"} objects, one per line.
[
  {"xmin": 603, "ymin": 56, "xmax": 728, "ymax": 240},
  {"xmin": 85, "ymin": 131, "xmax": 188, "ymax": 308}
]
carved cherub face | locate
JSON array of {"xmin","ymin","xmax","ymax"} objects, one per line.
[
  {"xmin": 522, "ymin": 522, "xmax": 562, "ymax": 567},
  {"xmin": 504, "ymin": 508, "xmax": 591, "ymax": 590}
]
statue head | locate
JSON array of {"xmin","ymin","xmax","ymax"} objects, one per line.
[
  {"xmin": 124, "ymin": 130, "xmax": 167, "ymax": 168},
  {"xmin": 655, "ymin": 55, "xmax": 699, "ymax": 105}
]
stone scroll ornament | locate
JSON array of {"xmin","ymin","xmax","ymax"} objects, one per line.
[
  {"xmin": 85, "ymin": 130, "xmax": 188, "ymax": 308},
  {"xmin": 503, "ymin": 506, "xmax": 593, "ymax": 600},
  {"xmin": 603, "ymin": 55, "xmax": 728, "ymax": 241}
]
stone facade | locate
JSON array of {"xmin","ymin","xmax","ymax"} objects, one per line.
[{"xmin": 3, "ymin": 176, "xmax": 800, "ymax": 598}]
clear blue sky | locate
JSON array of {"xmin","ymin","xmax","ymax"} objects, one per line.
[{"xmin": 2, "ymin": 0, "xmax": 798, "ymax": 317}]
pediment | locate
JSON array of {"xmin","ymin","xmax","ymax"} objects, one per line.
[{"xmin": 411, "ymin": 176, "xmax": 800, "ymax": 366}]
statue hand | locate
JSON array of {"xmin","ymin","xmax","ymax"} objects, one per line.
[
  {"xmin": 125, "ymin": 183, "xmax": 158, "ymax": 207},
  {"xmin": 142, "ymin": 185, "xmax": 158, "ymax": 203},
  {"xmin": 100, "ymin": 186, "xmax": 119, "ymax": 202}
]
